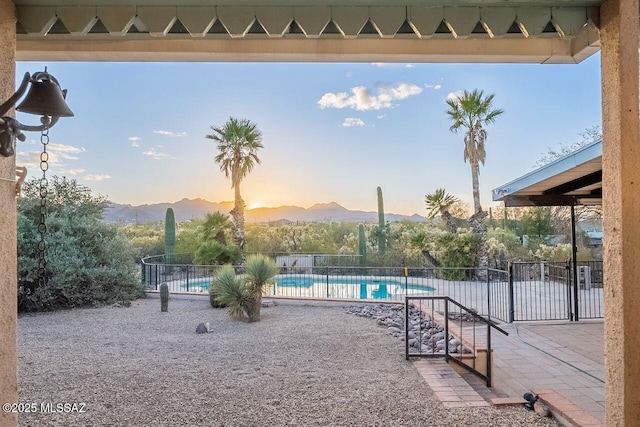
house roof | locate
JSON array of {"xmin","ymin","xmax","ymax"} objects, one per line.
[
  {"xmin": 13, "ymin": 1, "xmax": 602, "ymax": 63},
  {"xmin": 492, "ymin": 139, "xmax": 602, "ymax": 207}
]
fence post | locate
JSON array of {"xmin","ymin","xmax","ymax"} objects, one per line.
[
  {"xmin": 566, "ymin": 261, "xmax": 573, "ymax": 321},
  {"xmin": 141, "ymin": 263, "xmax": 145, "ymax": 285},
  {"xmin": 486, "ymin": 321, "xmax": 492, "ymax": 387},
  {"xmin": 444, "ymin": 298, "xmax": 449, "ymax": 362},
  {"xmin": 155, "ymin": 264, "xmax": 158, "ymax": 290},
  {"xmin": 404, "ymin": 296, "xmax": 410, "ymax": 360},
  {"xmin": 486, "ymin": 268, "xmax": 491, "ymax": 320},
  {"xmin": 508, "ymin": 262, "xmax": 514, "ymax": 323}
]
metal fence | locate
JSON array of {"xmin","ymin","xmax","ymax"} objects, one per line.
[
  {"xmin": 140, "ymin": 256, "xmax": 603, "ymax": 322},
  {"xmin": 509, "ymin": 261, "xmax": 603, "ymax": 321}
]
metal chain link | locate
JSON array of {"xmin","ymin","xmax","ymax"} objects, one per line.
[{"xmin": 37, "ymin": 127, "xmax": 49, "ymax": 287}]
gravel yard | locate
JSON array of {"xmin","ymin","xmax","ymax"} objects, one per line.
[{"xmin": 17, "ymin": 296, "xmax": 557, "ymax": 426}]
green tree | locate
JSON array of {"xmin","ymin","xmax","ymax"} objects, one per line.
[
  {"xmin": 207, "ymin": 117, "xmax": 263, "ymax": 255},
  {"xmin": 446, "ymin": 89, "xmax": 504, "ymax": 214},
  {"xmin": 446, "ymin": 89, "xmax": 503, "ymax": 277},
  {"xmin": 425, "ymin": 188, "xmax": 459, "ymax": 233},
  {"xmin": 18, "ymin": 177, "xmax": 142, "ymax": 311}
]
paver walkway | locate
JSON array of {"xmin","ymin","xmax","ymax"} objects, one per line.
[
  {"xmin": 491, "ymin": 321, "xmax": 605, "ymax": 423},
  {"xmin": 413, "ymin": 321, "xmax": 605, "ymax": 425}
]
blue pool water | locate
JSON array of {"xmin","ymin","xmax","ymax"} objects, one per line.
[{"xmin": 178, "ymin": 275, "xmax": 435, "ymax": 300}]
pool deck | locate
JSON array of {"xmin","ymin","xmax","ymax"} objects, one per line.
[{"xmin": 413, "ymin": 319, "xmax": 606, "ymax": 426}]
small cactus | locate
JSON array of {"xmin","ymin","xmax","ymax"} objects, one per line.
[
  {"xmin": 358, "ymin": 223, "xmax": 366, "ymax": 266},
  {"xmin": 160, "ymin": 283, "xmax": 169, "ymax": 312},
  {"xmin": 165, "ymin": 208, "xmax": 176, "ymax": 265},
  {"xmin": 376, "ymin": 186, "xmax": 386, "ymax": 256}
]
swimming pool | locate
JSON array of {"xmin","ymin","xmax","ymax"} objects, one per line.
[{"xmin": 177, "ymin": 274, "xmax": 436, "ymax": 300}]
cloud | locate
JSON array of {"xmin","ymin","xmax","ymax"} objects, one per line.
[
  {"xmin": 342, "ymin": 118, "xmax": 365, "ymax": 127},
  {"xmin": 128, "ymin": 136, "xmax": 141, "ymax": 142},
  {"xmin": 16, "ymin": 142, "xmax": 85, "ymax": 166},
  {"xmin": 131, "ymin": 142, "xmax": 140, "ymax": 147},
  {"xmin": 83, "ymin": 174, "xmax": 111, "ymax": 181},
  {"xmin": 318, "ymin": 82, "xmax": 422, "ymax": 111},
  {"xmin": 371, "ymin": 63, "xmax": 387, "ymax": 68},
  {"xmin": 406, "ymin": 64, "xmax": 414, "ymax": 68},
  {"xmin": 445, "ymin": 90, "xmax": 465, "ymax": 103},
  {"xmin": 142, "ymin": 147, "xmax": 169, "ymax": 160},
  {"xmin": 154, "ymin": 130, "xmax": 187, "ymax": 137},
  {"xmin": 425, "ymin": 84, "xmax": 442, "ymax": 90},
  {"xmin": 59, "ymin": 168, "xmax": 86, "ymax": 175},
  {"xmin": 346, "ymin": 71, "xmax": 353, "ymax": 78},
  {"xmin": 377, "ymin": 114, "xmax": 386, "ymax": 119}
]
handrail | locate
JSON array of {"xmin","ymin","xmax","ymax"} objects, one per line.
[{"xmin": 405, "ymin": 295, "xmax": 508, "ymax": 387}]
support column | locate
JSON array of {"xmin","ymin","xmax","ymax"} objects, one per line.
[
  {"xmin": 600, "ymin": 0, "xmax": 640, "ymax": 425},
  {"xmin": 0, "ymin": 1, "xmax": 17, "ymax": 426}
]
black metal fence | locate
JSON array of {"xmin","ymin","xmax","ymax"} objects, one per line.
[
  {"xmin": 405, "ymin": 296, "xmax": 509, "ymax": 387},
  {"xmin": 141, "ymin": 255, "xmax": 603, "ymax": 322}
]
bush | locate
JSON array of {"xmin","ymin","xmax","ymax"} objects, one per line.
[{"xmin": 18, "ymin": 177, "xmax": 144, "ymax": 312}]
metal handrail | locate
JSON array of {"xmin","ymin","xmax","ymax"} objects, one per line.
[{"xmin": 405, "ymin": 295, "xmax": 508, "ymax": 387}]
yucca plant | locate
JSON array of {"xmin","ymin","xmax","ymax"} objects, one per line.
[
  {"xmin": 211, "ymin": 265, "xmax": 247, "ymax": 317},
  {"xmin": 212, "ymin": 254, "xmax": 278, "ymax": 322},
  {"xmin": 244, "ymin": 254, "xmax": 279, "ymax": 322}
]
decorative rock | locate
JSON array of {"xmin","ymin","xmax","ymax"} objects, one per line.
[
  {"xmin": 387, "ymin": 326, "xmax": 401, "ymax": 334},
  {"xmin": 407, "ymin": 331, "xmax": 416, "ymax": 339},
  {"xmin": 196, "ymin": 323, "xmax": 208, "ymax": 334},
  {"xmin": 533, "ymin": 402, "xmax": 550, "ymax": 417}
]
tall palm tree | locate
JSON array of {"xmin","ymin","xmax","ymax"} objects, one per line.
[
  {"xmin": 446, "ymin": 90, "xmax": 503, "ymax": 278},
  {"xmin": 207, "ymin": 117, "xmax": 263, "ymax": 253},
  {"xmin": 425, "ymin": 188, "xmax": 459, "ymax": 234},
  {"xmin": 445, "ymin": 89, "xmax": 504, "ymax": 214}
]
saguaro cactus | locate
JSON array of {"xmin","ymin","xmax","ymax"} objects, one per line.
[
  {"xmin": 160, "ymin": 283, "xmax": 169, "ymax": 312},
  {"xmin": 165, "ymin": 208, "xmax": 175, "ymax": 264},
  {"xmin": 358, "ymin": 223, "xmax": 367, "ymax": 266},
  {"xmin": 376, "ymin": 186, "xmax": 386, "ymax": 256}
]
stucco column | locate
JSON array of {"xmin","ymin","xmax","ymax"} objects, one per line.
[
  {"xmin": 600, "ymin": 0, "xmax": 640, "ymax": 425},
  {"xmin": 0, "ymin": 1, "xmax": 16, "ymax": 426}
]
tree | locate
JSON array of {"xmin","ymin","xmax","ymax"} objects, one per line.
[
  {"xmin": 445, "ymin": 89, "xmax": 504, "ymax": 214},
  {"xmin": 18, "ymin": 177, "xmax": 142, "ymax": 311},
  {"xmin": 446, "ymin": 89, "xmax": 503, "ymax": 278},
  {"xmin": 425, "ymin": 188, "xmax": 459, "ymax": 233},
  {"xmin": 207, "ymin": 117, "xmax": 263, "ymax": 254},
  {"xmin": 536, "ymin": 125, "xmax": 601, "ymax": 167}
]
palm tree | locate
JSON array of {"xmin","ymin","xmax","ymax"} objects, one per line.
[
  {"xmin": 207, "ymin": 117, "xmax": 263, "ymax": 253},
  {"xmin": 445, "ymin": 89, "xmax": 504, "ymax": 214},
  {"xmin": 446, "ymin": 90, "xmax": 503, "ymax": 278},
  {"xmin": 425, "ymin": 188, "xmax": 459, "ymax": 233}
]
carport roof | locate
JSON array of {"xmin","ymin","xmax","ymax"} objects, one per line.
[{"xmin": 491, "ymin": 139, "xmax": 602, "ymax": 207}]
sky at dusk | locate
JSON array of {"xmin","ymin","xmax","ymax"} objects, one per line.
[{"xmin": 15, "ymin": 56, "xmax": 602, "ymax": 216}]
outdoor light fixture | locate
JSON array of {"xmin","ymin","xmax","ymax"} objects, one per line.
[
  {"xmin": 0, "ymin": 70, "xmax": 73, "ymax": 157},
  {"xmin": 523, "ymin": 392, "xmax": 539, "ymax": 410}
]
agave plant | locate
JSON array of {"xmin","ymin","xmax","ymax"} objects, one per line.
[{"xmin": 211, "ymin": 254, "xmax": 278, "ymax": 322}]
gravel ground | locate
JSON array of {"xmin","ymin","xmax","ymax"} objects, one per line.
[{"xmin": 17, "ymin": 296, "xmax": 558, "ymax": 426}]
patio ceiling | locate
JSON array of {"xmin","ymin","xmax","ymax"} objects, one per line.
[
  {"xmin": 13, "ymin": 1, "xmax": 601, "ymax": 63},
  {"xmin": 492, "ymin": 140, "xmax": 602, "ymax": 207}
]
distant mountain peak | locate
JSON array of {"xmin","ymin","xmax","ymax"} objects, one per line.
[
  {"xmin": 104, "ymin": 198, "xmax": 427, "ymax": 224},
  {"xmin": 309, "ymin": 202, "xmax": 345, "ymax": 210}
]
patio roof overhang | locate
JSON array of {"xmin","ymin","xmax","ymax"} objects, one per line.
[
  {"xmin": 13, "ymin": 0, "xmax": 602, "ymax": 63},
  {"xmin": 491, "ymin": 140, "xmax": 602, "ymax": 207}
]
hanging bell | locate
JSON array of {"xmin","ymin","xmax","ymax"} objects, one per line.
[{"xmin": 16, "ymin": 71, "xmax": 74, "ymax": 118}]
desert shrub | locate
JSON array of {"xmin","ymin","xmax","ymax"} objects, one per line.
[
  {"xmin": 17, "ymin": 177, "xmax": 143, "ymax": 312},
  {"xmin": 213, "ymin": 254, "xmax": 278, "ymax": 322}
]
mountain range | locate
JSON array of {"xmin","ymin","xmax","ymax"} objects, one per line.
[{"xmin": 104, "ymin": 198, "xmax": 428, "ymax": 224}]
